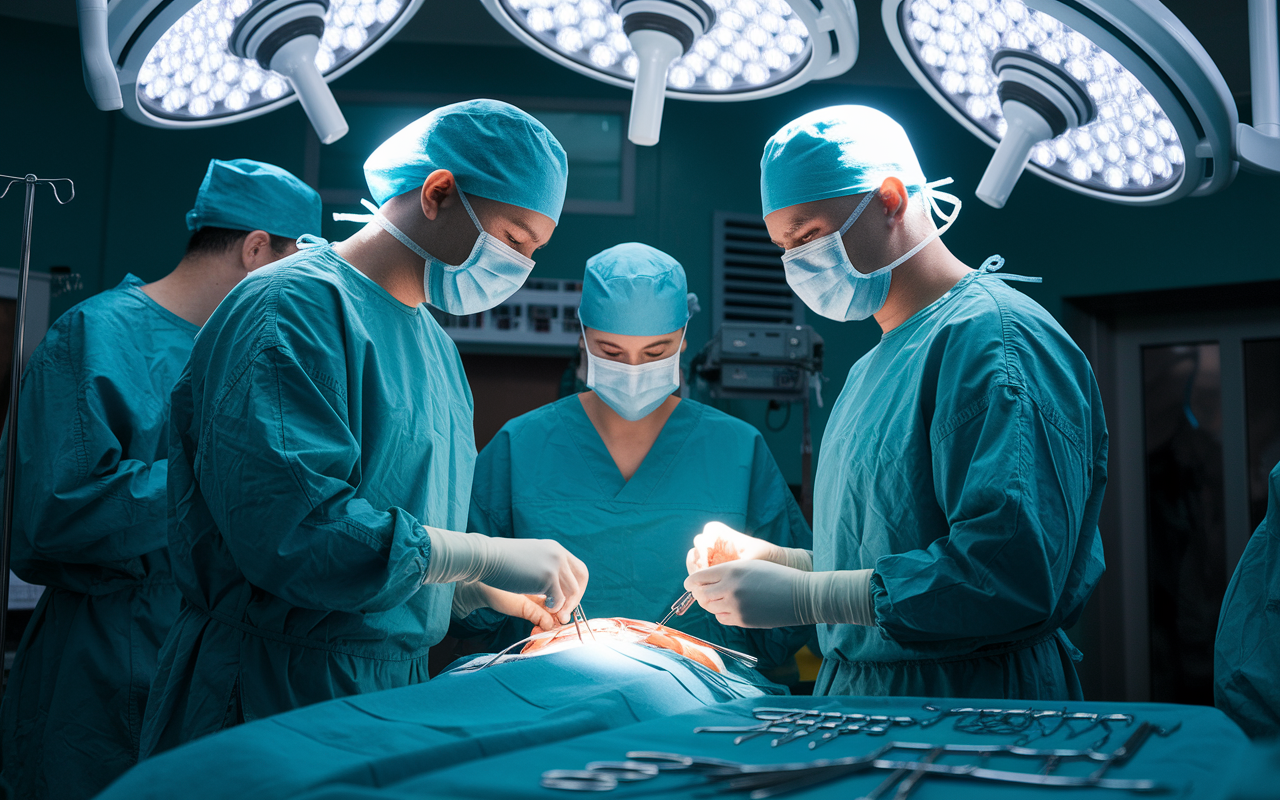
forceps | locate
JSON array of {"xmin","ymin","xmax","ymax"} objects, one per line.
[
  {"xmin": 659, "ymin": 591, "xmax": 696, "ymax": 627},
  {"xmin": 570, "ymin": 604, "xmax": 596, "ymax": 643}
]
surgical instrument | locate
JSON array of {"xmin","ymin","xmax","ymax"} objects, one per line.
[{"xmin": 658, "ymin": 590, "xmax": 695, "ymax": 627}]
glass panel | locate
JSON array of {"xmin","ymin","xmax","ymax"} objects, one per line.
[
  {"xmin": 318, "ymin": 105, "xmax": 624, "ymax": 204},
  {"xmin": 1244, "ymin": 338, "xmax": 1280, "ymax": 532},
  {"xmin": 1142, "ymin": 342, "xmax": 1226, "ymax": 705}
]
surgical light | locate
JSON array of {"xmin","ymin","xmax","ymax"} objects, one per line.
[
  {"xmin": 881, "ymin": 0, "xmax": 1241, "ymax": 207},
  {"xmin": 77, "ymin": 0, "xmax": 424, "ymax": 143},
  {"xmin": 478, "ymin": 0, "xmax": 859, "ymax": 146}
]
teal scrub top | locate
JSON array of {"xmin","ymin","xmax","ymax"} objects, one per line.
[
  {"xmin": 813, "ymin": 270, "xmax": 1107, "ymax": 700},
  {"xmin": 0, "ymin": 275, "xmax": 196, "ymax": 800},
  {"xmin": 466, "ymin": 396, "xmax": 813, "ymax": 670},
  {"xmin": 1215, "ymin": 459, "xmax": 1280, "ymax": 739},
  {"xmin": 138, "ymin": 238, "xmax": 473, "ymax": 757}
]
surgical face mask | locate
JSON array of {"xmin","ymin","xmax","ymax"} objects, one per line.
[
  {"xmin": 781, "ymin": 178, "xmax": 961, "ymax": 322},
  {"xmin": 584, "ymin": 327, "xmax": 685, "ymax": 421},
  {"xmin": 363, "ymin": 189, "xmax": 534, "ymax": 316}
]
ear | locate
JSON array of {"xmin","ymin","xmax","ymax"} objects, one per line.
[
  {"xmin": 240, "ymin": 230, "xmax": 273, "ymax": 270},
  {"xmin": 420, "ymin": 169, "xmax": 456, "ymax": 222},
  {"xmin": 878, "ymin": 177, "xmax": 909, "ymax": 223},
  {"xmin": 680, "ymin": 338, "xmax": 689, "ymax": 354}
]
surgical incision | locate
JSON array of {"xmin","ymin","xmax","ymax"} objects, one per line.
[{"xmin": 521, "ymin": 618, "xmax": 726, "ymax": 673}]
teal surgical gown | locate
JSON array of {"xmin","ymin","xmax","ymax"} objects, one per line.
[
  {"xmin": 813, "ymin": 270, "xmax": 1107, "ymax": 700},
  {"xmin": 138, "ymin": 237, "xmax": 473, "ymax": 757},
  {"xmin": 0, "ymin": 275, "xmax": 196, "ymax": 800},
  {"xmin": 1215, "ymin": 459, "xmax": 1280, "ymax": 738},
  {"xmin": 466, "ymin": 396, "xmax": 812, "ymax": 670}
]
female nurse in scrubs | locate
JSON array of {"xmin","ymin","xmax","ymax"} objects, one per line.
[{"xmin": 465, "ymin": 243, "xmax": 812, "ymax": 673}]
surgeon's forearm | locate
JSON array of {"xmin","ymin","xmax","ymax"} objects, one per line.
[
  {"xmin": 793, "ymin": 569, "xmax": 875, "ymax": 626},
  {"xmin": 773, "ymin": 546, "xmax": 813, "ymax": 571},
  {"xmin": 423, "ymin": 527, "xmax": 494, "ymax": 584}
]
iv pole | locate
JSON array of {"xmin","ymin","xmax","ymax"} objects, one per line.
[{"xmin": 0, "ymin": 174, "xmax": 74, "ymax": 665}]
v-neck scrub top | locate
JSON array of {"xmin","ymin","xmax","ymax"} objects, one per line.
[{"xmin": 468, "ymin": 396, "xmax": 813, "ymax": 669}]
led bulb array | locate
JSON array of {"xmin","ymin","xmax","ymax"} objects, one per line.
[
  {"xmin": 504, "ymin": 0, "xmax": 811, "ymax": 93},
  {"xmin": 901, "ymin": 0, "xmax": 1184, "ymax": 194},
  {"xmin": 136, "ymin": 0, "xmax": 403, "ymax": 120}
]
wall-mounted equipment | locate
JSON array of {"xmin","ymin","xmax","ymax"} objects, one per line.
[
  {"xmin": 477, "ymin": 0, "xmax": 859, "ymax": 146},
  {"xmin": 76, "ymin": 0, "xmax": 425, "ymax": 144},
  {"xmin": 429, "ymin": 279, "xmax": 584, "ymax": 349},
  {"xmin": 881, "ymin": 0, "xmax": 1280, "ymax": 208},
  {"xmin": 692, "ymin": 322, "xmax": 823, "ymax": 516}
]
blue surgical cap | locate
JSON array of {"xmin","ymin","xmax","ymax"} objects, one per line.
[
  {"xmin": 185, "ymin": 158, "xmax": 321, "ymax": 239},
  {"xmin": 363, "ymin": 99, "xmax": 569, "ymax": 224},
  {"xmin": 760, "ymin": 105, "xmax": 928, "ymax": 217},
  {"xmin": 579, "ymin": 243, "xmax": 692, "ymax": 337}
]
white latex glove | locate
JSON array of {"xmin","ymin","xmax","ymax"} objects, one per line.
[
  {"xmin": 425, "ymin": 528, "xmax": 589, "ymax": 624},
  {"xmin": 452, "ymin": 581, "xmax": 559, "ymax": 631},
  {"xmin": 686, "ymin": 521, "xmax": 812, "ymax": 574},
  {"xmin": 684, "ymin": 560, "xmax": 876, "ymax": 629}
]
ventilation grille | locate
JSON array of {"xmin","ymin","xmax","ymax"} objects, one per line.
[{"xmin": 712, "ymin": 212, "xmax": 805, "ymax": 327}]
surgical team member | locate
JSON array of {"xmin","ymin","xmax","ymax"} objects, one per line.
[
  {"xmin": 466, "ymin": 243, "xmax": 812, "ymax": 671},
  {"xmin": 1215, "ymin": 459, "xmax": 1280, "ymax": 738},
  {"xmin": 685, "ymin": 105, "xmax": 1107, "ymax": 700},
  {"xmin": 0, "ymin": 158, "xmax": 320, "ymax": 800},
  {"xmin": 139, "ymin": 100, "xmax": 589, "ymax": 757}
]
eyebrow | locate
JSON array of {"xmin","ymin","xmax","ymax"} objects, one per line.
[
  {"xmin": 772, "ymin": 217, "xmax": 821, "ymax": 247},
  {"xmin": 596, "ymin": 337, "xmax": 675, "ymax": 349},
  {"xmin": 507, "ymin": 218, "xmax": 542, "ymax": 245}
]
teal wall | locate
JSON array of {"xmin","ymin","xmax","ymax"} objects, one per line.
[{"xmin": 4, "ymin": 16, "xmax": 1276, "ymax": 488}]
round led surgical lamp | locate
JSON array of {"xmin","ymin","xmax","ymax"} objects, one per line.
[
  {"xmin": 77, "ymin": 0, "xmax": 424, "ymax": 143},
  {"xmin": 478, "ymin": 0, "xmax": 859, "ymax": 146},
  {"xmin": 881, "ymin": 0, "xmax": 1238, "ymax": 207}
]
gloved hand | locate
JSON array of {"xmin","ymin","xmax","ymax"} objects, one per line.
[
  {"xmin": 452, "ymin": 581, "xmax": 558, "ymax": 631},
  {"xmin": 686, "ymin": 521, "xmax": 812, "ymax": 574},
  {"xmin": 425, "ymin": 528, "xmax": 589, "ymax": 624},
  {"xmin": 684, "ymin": 560, "xmax": 876, "ymax": 629}
]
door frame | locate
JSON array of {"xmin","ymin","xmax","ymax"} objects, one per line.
[{"xmin": 1066, "ymin": 284, "xmax": 1280, "ymax": 703}]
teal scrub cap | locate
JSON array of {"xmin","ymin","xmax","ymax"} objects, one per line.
[
  {"xmin": 363, "ymin": 99, "xmax": 569, "ymax": 224},
  {"xmin": 185, "ymin": 158, "xmax": 321, "ymax": 239},
  {"xmin": 760, "ymin": 105, "xmax": 929, "ymax": 217},
  {"xmin": 579, "ymin": 243, "xmax": 695, "ymax": 337}
]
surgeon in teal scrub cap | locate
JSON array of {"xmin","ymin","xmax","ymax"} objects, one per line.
[
  {"xmin": 0, "ymin": 158, "xmax": 319, "ymax": 800},
  {"xmin": 139, "ymin": 99, "xmax": 588, "ymax": 757},
  {"xmin": 685, "ymin": 105, "xmax": 1108, "ymax": 701},
  {"xmin": 465, "ymin": 243, "xmax": 813, "ymax": 676}
]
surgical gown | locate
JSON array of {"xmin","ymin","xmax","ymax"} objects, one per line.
[
  {"xmin": 0, "ymin": 275, "xmax": 196, "ymax": 800},
  {"xmin": 466, "ymin": 396, "xmax": 812, "ymax": 669},
  {"xmin": 813, "ymin": 271, "xmax": 1107, "ymax": 700},
  {"xmin": 138, "ymin": 237, "xmax": 472, "ymax": 757},
  {"xmin": 1215, "ymin": 459, "xmax": 1280, "ymax": 738}
]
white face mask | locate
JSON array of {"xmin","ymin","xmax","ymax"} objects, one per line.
[
  {"xmin": 781, "ymin": 178, "xmax": 961, "ymax": 322},
  {"xmin": 584, "ymin": 327, "xmax": 686, "ymax": 421},
  {"xmin": 364, "ymin": 189, "xmax": 534, "ymax": 316}
]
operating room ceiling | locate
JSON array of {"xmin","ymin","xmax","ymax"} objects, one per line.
[{"xmin": 0, "ymin": 0, "xmax": 1254, "ymax": 106}]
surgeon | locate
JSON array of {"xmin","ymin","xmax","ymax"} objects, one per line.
[
  {"xmin": 139, "ymin": 100, "xmax": 589, "ymax": 757},
  {"xmin": 465, "ymin": 243, "xmax": 811, "ymax": 671},
  {"xmin": 1215, "ymin": 459, "xmax": 1280, "ymax": 738},
  {"xmin": 0, "ymin": 158, "xmax": 320, "ymax": 800},
  {"xmin": 684, "ymin": 105, "xmax": 1108, "ymax": 700}
]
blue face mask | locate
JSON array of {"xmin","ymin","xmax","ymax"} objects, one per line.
[
  {"xmin": 365, "ymin": 189, "xmax": 534, "ymax": 316},
  {"xmin": 781, "ymin": 178, "xmax": 961, "ymax": 322},
  {"xmin": 584, "ymin": 327, "xmax": 686, "ymax": 421}
]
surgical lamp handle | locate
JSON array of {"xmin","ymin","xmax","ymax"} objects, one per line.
[
  {"xmin": 0, "ymin": 174, "xmax": 74, "ymax": 664},
  {"xmin": 1238, "ymin": 0, "xmax": 1280, "ymax": 172},
  {"xmin": 1249, "ymin": 0, "xmax": 1280, "ymax": 136},
  {"xmin": 76, "ymin": 0, "xmax": 123, "ymax": 111}
]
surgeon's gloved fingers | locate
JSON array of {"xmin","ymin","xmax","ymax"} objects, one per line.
[
  {"xmin": 550, "ymin": 556, "xmax": 588, "ymax": 624},
  {"xmin": 687, "ymin": 561, "xmax": 810, "ymax": 629}
]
